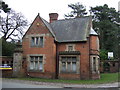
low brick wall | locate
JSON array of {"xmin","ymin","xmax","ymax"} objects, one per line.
[
  {"xmin": 100, "ymin": 60, "xmax": 119, "ymax": 73},
  {"xmin": 27, "ymin": 72, "xmax": 56, "ymax": 79},
  {"xmin": 91, "ymin": 73, "xmax": 100, "ymax": 80},
  {"xmin": 1, "ymin": 69, "xmax": 13, "ymax": 78},
  {"xmin": 0, "ymin": 56, "xmax": 13, "ymax": 66},
  {"xmin": 58, "ymin": 73, "xmax": 80, "ymax": 80},
  {"xmin": 0, "ymin": 56, "xmax": 13, "ymax": 77}
]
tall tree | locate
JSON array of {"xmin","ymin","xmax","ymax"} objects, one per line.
[
  {"xmin": 65, "ymin": 2, "xmax": 87, "ymax": 18},
  {"xmin": 0, "ymin": 0, "xmax": 11, "ymax": 13},
  {"xmin": 90, "ymin": 4, "xmax": 120, "ymax": 59},
  {"xmin": 0, "ymin": 10, "xmax": 28, "ymax": 41},
  {"xmin": 1, "ymin": 39, "xmax": 16, "ymax": 56}
]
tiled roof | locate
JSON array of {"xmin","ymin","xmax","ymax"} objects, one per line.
[
  {"xmin": 50, "ymin": 17, "xmax": 91, "ymax": 42},
  {"xmin": 41, "ymin": 16, "xmax": 97, "ymax": 42}
]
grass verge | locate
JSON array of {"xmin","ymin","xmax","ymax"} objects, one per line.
[{"xmin": 5, "ymin": 73, "xmax": 119, "ymax": 84}]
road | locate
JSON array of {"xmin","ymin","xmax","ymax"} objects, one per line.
[
  {"xmin": 1, "ymin": 78, "xmax": 119, "ymax": 90},
  {"xmin": 2, "ymin": 79, "xmax": 61, "ymax": 88}
]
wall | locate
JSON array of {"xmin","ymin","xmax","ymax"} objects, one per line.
[
  {"xmin": 90, "ymin": 35, "xmax": 99, "ymax": 55},
  {"xmin": 0, "ymin": 56, "xmax": 13, "ymax": 77},
  {"xmin": 100, "ymin": 60, "xmax": 119, "ymax": 73},
  {"xmin": 57, "ymin": 40, "xmax": 90, "ymax": 80},
  {"xmin": 22, "ymin": 15, "xmax": 56, "ymax": 78}
]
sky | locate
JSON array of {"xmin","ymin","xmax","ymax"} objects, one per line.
[{"xmin": 3, "ymin": 0, "xmax": 120, "ymax": 22}]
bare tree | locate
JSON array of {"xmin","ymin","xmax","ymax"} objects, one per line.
[{"xmin": 0, "ymin": 10, "xmax": 28, "ymax": 41}]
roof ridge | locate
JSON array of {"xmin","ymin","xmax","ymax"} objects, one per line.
[{"xmin": 51, "ymin": 16, "xmax": 90, "ymax": 24}]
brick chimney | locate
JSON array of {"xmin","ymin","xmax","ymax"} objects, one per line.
[{"xmin": 49, "ymin": 13, "xmax": 58, "ymax": 23}]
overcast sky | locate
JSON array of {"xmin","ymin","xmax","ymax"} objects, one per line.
[{"xmin": 4, "ymin": 0, "xmax": 120, "ymax": 22}]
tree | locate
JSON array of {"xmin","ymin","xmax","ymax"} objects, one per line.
[
  {"xmin": 100, "ymin": 49, "xmax": 108, "ymax": 60},
  {"xmin": 0, "ymin": 0, "xmax": 11, "ymax": 13},
  {"xmin": 90, "ymin": 4, "xmax": 120, "ymax": 59},
  {"xmin": 0, "ymin": 10, "xmax": 28, "ymax": 41},
  {"xmin": 65, "ymin": 2, "xmax": 87, "ymax": 18},
  {"xmin": 1, "ymin": 39, "xmax": 16, "ymax": 56}
]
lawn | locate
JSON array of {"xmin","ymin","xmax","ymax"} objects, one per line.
[{"xmin": 6, "ymin": 73, "xmax": 119, "ymax": 84}]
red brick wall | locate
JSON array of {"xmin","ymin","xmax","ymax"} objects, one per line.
[
  {"xmin": 90, "ymin": 35, "xmax": 100, "ymax": 79},
  {"xmin": 27, "ymin": 72, "xmax": 56, "ymax": 78},
  {"xmin": 91, "ymin": 73, "xmax": 100, "ymax": 80},
  {"xmin": 22, "ymin": 15, "xmax": 57, "ymax": 78},
  {"xmin": 57, "ymin": 40, "xmax": 90, "ymax": 79},
  {"xmin": 0, "ymin": 56, "xmax": 13, "ymax": 77},
  {"xmin": 22, "ymin": 15, "xmax": 100, "ymax": 80},
  {"xmin": 1, "ymin": 70, "xmax": 13, "ymax": 78},
  {"xmin": 0, "ymin": 56, "xmax": 13, "ymax": 62},
  {"xmin": 90, "ymin": 35, "xmax": 99, "ymax": 55},
  {"xmin": 59, "ymin": 73, "xmax": 80, "ymax": 80},
  {"xmin": 100, "ymin": 60, "xmax": 119, "ymax": 73}
]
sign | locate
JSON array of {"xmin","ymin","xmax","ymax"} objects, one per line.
[
  {"xmin": 108, "ymin": 52, "xmax": 113, "ymax": 59},
  {"xmin": 0, "ymin": 64, "xmax": 12, "ymax": 70}
]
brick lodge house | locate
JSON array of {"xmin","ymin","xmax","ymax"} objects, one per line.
[{"xmin": 13, "ymin": 13, "xmax": 100, "ymax": 80}]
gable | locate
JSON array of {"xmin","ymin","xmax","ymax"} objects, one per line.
[{"xmin": 23, "ymin": 14, "xmax": 55, "ymax": 39}]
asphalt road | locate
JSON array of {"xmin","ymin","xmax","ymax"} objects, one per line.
[
  {"xmin": 2, "ymin": 80, "xmax": 61, "ymax": 88},
  {"xmin": 1, "ymin": 78, "xmax": 119, "ymax": 90}
]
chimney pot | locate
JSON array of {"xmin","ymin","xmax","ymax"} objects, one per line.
[{"xmin": 49, "ymin": 13, "xmax": 58, "ymax": 23}]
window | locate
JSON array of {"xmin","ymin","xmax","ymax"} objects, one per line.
[
  {"xmin": 72, "ymin": 62, "xmax": 77, "ymax": 72},
  {"xmin": 39, "ymin": 61, "xmax": 43, "ymax": 70},
  {"xmin": 60, "ymin": 56, "xmax": 77, "ymax": 73},
  {"xmin": 31, "ymin": 37, "xmax": 43, "ymax": 47},
  {"xmin": 62, "ymin": 62, "xmax": 66, "ymax": 72},
  {"xmin": 93, "ymin": 57, "xmax": 96, "ymax": 72},
  {"xmin": 29, "ymin": 56, "xmax": 43, "ymax": 71},
  {"xmin": 91, "ymin": 56, "xmax": 99, "ymax": 73},
  {"xmin": 68, "ymin": 45, "xmax": 73, "ymax": 51},
  {"xmin": 30, "ymin": 61, "xmax": 34, "ymax": 70}
]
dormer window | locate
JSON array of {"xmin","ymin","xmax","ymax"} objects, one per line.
[{"xmin": 31, "ymin": 37, "xmax": 43, "ymax": 47}]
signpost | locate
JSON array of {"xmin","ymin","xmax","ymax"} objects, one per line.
[{"xmin": 108, "ymin": 52, "xmax": 113, "ymax": 60}]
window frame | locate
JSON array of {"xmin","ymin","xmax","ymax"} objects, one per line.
[
  {"xmin": 28, "ymin": 55, "xmax": 44, "ymax": 72},
  {"xmin": 91, "ymin": 55, "xmax": 99, "ymax": 73},
  {"xmin": 59, "ymin": 56, "xmax": 79, "ymax": 74},
  {"xmin": 29, "ymin": 34, "xmax": 45, "ymax": 48},
  {"xmin": 68, "ymin": 45, "xmax": 73, "ymax": 51},
  {"xmin": 66, "ymin": 44, "xmax": 75, "ymax": 51}
]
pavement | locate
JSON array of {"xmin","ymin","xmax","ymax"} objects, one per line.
[{"xmin": 1, "ymin": 78, "xmax": 120, "ymax": 89}]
